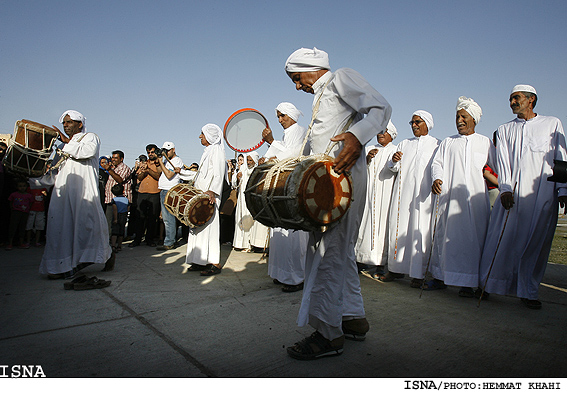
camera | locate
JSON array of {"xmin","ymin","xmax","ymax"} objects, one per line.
[{"xmin": 155, "ymin": 148, "xmax": 167, "ymax": 158}]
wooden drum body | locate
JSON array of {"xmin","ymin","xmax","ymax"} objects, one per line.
[
  {"xmin": 3, "ymin": 120, "xmax": 58, "ymax": 178},
  {"xmin": 244, "ymin": 156, "xmax": 353, "ymax": 232},
  {"xmin": 164, "ymin": 183, "xmax": 214, "ymax": 228}
]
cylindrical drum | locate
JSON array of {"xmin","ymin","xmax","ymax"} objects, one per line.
[
  {"xmin": 163, "ymin": 183, "xmax": 214, "ymax": 228},
  {"xmin": 244, "ymin": 155, "xmax": 353, "ymax": 232},
  {"xmin": 3, "ymin": 119, "xmax": 59, "ymax": 178}
]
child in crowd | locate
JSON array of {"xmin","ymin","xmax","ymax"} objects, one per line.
[
  {"xmin": 7, "ymin": 179, "xmax": 34, "ymax": 250},
  {"xmin": 110, "ymin": 184, "xmax": 130, "ymax": 252},
  {"xmin": 26, "ymin": 186, "xmax": 48, "ymax": 247}
]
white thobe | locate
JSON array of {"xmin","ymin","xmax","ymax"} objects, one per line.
[
  {"xmin": 297, "ymin": 69, "xmax": 391, "ymax": 339},
  {"xmin": 355, "ymin": 142, "xmax": 398, "ymax": 266},
  {"xmin": 232, "ymin": 165, "xmax": 254, "ymax": 249},
  {"xmin": 30, "ymin": 132, "xmax": 111, "ymax": 274},
  {"xmin": 429, "ymin": 133, "xmax": 492, "ymax": 287},
  {"xmin": 264, "ymin": 123, "xmax": 308, "ymax": 160},
  {"xmin": 264, "ymin": 123, "xmax": 309, "ymax": 285},
  {"xmin": 185, "ymin": 143, "xmax": 225, "ymax": 266},
  {"xmin": 479, "ymin": 115, "xmax": 567, "ymax": 299},
  {"xmin": 387, "ymin": 134, "xmax": 439, "ymax": 279}
]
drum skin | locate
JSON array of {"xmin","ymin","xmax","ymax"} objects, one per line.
[
  {"xmin": 245, "ymin": 157, "xmax": 353, "ymax": 232},
  {"xmin": 164, "ymin": 183, "xmax": 214, "ymax": 228},
  {"xmin": 3, "ymin": 120, "xmax": 58, "ymax": 178}
]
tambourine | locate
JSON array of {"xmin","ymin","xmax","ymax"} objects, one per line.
[{"xmin": 223, "ymin": 108, "xmax": 268, "ymax": 152}]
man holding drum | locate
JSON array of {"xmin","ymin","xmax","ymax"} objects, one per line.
[
  {"xmin": 185, "ymin": 124, "xmax": 226, "ymax": 276},
  {"xmin": 284, "ymin": 47, "xmax": 391, "ymax": 359},
  {"xmin": 29, "ymin": 110, "xmax": 114, "ymax": 280}
]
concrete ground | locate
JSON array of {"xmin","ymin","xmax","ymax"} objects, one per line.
[{"xmin": 1, "ymin": 234, "xmax": 566, "ymax": 379}]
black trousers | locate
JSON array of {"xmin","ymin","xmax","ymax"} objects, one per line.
[{"xmin": 134, "ymin": 192, "xmax": 160, "ymax": 244}]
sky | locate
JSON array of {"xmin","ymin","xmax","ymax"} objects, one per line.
[{"xmin": 1, "ymin": 0, "xmax": 566, "ymax": 168}]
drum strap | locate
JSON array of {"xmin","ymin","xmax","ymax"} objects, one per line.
[{"xmin": 48, "ymin": 132, "xmax": 89, "ymax": 173}]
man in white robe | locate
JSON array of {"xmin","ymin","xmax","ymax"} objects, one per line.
[
  {"xmin": 262, "ymin": 102, "xmax": 309, "ymax": 292},
  {"xmin": 386, "ymin": 110, "xmax": 439, "ymax": 286},
  {"xmin": 430, "ymin": 97, "xmax": 493, "ymax": 295},
  {"xmin": 185, "ymin": 124, "xmax": 226, "ymax": 276},
  {"xmin": 284, "ymin": 47, "xmax": 391, "ymax": 360},
  {"xmin": 479, "ymin": 85, "xmax": 567, "ymax": 309},
  {"xmin": 30, "ymin": 110, "xmax": 113, "ymax": 279},
  {"xmin": 355, "ymin": 120, "xmax": 398, "ymax": 277}
]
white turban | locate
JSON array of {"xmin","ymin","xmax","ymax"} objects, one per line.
[
  {"xmin": 511, "ymin": 84, "xmax": 537, "ymax": 95},
  {"xmin": 386, "ymin": 120, "xmax": 397, "ymax": 140},
  {"xmin": 201, "ymin": 123, "xmax": 222, "ymax": 145},
  {"xmin": 412, "ymin": 110, "xmax": 434, "ymax": 131},
  {"xmin": 456, "ymin": 96, "xmax": 482, "ymax": 124},
  {"xmin": 59, "ymin": 110, "xmax": 86, "ymax": 132},
  {"xmin": 285, "ymin": 47, "xmax": 330, "ymax": 73},
  {"xmin": 275, "ymin": 102, "xmax": 303, "ymax": 122}
]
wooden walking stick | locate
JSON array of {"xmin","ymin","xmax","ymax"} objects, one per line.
[
  {"xmin": 477, "ymin": 182, "xmax": 517, "ymax": 307},
  {"xmin": 420, "ymin": 193, "xmax": 440, "ymax": 299}
]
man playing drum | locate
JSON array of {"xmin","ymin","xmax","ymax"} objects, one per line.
[
  {"xmin": 184, "ymin": 124, "xmax": 226, "ymax": 276},
  {"xmin": 29, "ymin": 110, "xmax": 114, "ymax": 280},
  {"xmin": 284, "ymin": 47, "xmax": 391, "ymax": 359}
]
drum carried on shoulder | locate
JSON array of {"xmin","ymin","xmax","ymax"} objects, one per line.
[
  {"xmin": 3, "ymin": 120, "xmax": 59, "ymax": 178},
  {"xmin": 244, "ymin": 154, "xmax": 353, "ymax": 233},
  {"xmin": 163, "ymin": 183, "xmax": 215, "ymax": 228}
]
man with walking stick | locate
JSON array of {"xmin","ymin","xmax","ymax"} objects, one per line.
[{"xmin": 479, "ymin": 85, "xmax": 567, "ymax": 309}]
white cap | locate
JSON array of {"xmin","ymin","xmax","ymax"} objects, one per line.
[
  {"xmin": 162, "ymin": 141, "xmax": 175, "ymax": 150},
  {"xmin": 511, "ymin": 84, "xmax": 537, "ymax": 95}
]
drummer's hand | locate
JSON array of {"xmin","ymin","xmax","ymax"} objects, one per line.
[
  {"xmin": 237, "ymin": 172, "xmax": 242, "ymax": 180},
  {"xmin": 53, "ymin": 125, "xmax": 70, "ymax": 144},
  {"xmin": 392, "ymin": 151, "xmax": 403, "ymax": 163},
  {"xmin": 262, "ymin": 127, "xmax": 274, "ymax": 144},
  {"xmin": 258, "ymin": 157, "xmax": 266, "ymax": 165},
  {"xmin": 330, "ymin": 132, "xmax": 363, "ymax": 174},
  {"xmin": 205, "ymin": 190, "xmax": 216, "ymax": 205}
]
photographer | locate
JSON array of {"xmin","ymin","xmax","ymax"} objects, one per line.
[
  {"xmin": 130, "ymin": 145, "xmax": 161, "ymax": 248},
  {"xmin": 156, "ymin": 142, "xmax": 183, "ymax": 251}
]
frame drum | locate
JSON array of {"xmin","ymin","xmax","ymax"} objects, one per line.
[
  {"xmin": 3, "ymin": 120, "xmax": 59, "ymax": 178},
  {"xmin": 223, "ymin": 108, "xmax": 267, "ymax": 152},
  {"xmin": 164, "ymin": 183, "xmax": 215, "ymax": 228},
  {"xmin": 244, "ymin": 156, "xmax": 353, "ymax": 232}
]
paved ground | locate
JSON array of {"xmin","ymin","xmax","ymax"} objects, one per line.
[{"xmin": 1, "ymin": 235, "xmax": 566, "ymax": 379}]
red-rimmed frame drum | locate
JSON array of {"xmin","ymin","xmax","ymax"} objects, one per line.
[{"xmin": 223, "ymin": 108, "xmax": 267, "ymax": 153}]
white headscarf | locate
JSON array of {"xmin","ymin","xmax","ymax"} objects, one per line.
[
  {"xmin": 247, "ymin": 151, "xmax": 259, "ymax": 166},
  {"xmin": 511, "ymin": 84, "xmax": 537, "ymax": 95},
  {"xmin": 201, "ymin": 123, "xmax": 222, "ymax": 145},
  {"xmin": 386, "ymin": 120, "xmax": 397, "ymax": 140},
  {"xmin": 456, "ymin": 96, "xmax": 482, "ymax": 124},
  {"xmin": 59, "ymin": 110, "xmax": 86, "ymax": 132},
  {"xmin": 412, "ymin": 110, "xmax": 434, "ymax": 131},
  {"xmin": 275, "ymin": 102, "xmax": 303, "ymax": 122},
  {"xmin": 285, "ymin": 47, "xmax": 330, "ymax": 73}
]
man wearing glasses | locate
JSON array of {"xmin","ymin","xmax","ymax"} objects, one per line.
[
  {"xmin": 385, "ymin": 111, "xmax": 439, "ymax": 288},
  {"xmin": 130, "ymin": 144, "xmax": 161, "ymax": 248}
]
